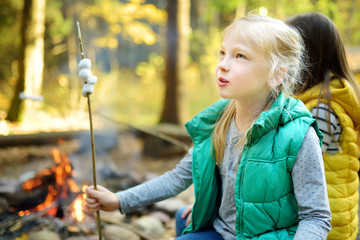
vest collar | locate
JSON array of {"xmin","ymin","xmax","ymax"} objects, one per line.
[
  {"xmin": 185, "ymin": 99, "xmax": 230, "ymax": 142},
  {"xmin": 246, "ymin": 93, "xmax": 313, "ymax": 145},
  {"xmin": 186, "ymin": 93, "xmax": 311, "ymax": 144}
]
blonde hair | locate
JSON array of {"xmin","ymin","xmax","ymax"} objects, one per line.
[{"xmin": 213, "ymin": 14, "xmax": 305, "ymax": 162}]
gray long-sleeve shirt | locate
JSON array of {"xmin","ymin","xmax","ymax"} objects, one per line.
[{"xmin": 117, "ymin": 121, "xmax": 332, "ymax": 239}]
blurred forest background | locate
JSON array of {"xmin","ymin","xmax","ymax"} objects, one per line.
[{"xmin": 1, "ymin": 0, "xmax": 360, "ymax": 135}]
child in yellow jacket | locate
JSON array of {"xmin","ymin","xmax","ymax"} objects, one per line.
[{"xmin": 287, "ymin": 12, "xmax": 360, "ymax": 240}]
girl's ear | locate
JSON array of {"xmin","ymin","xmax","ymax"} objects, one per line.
[{"xmin": 269, "ymin": 67, "xmax": 287, "ymax": 88}]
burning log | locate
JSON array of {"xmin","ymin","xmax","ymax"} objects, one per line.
[
  {"xmin": 0, "ymin": 197, "xmax": 9, "ymax": 215},
  {"xmin": 0, "ymin": 213, "xmax": 38, "ymax": 238},
  {"xmin": 1, "ymin": 148, "xmax": 80, "ymax": 216},
  {"xmin": 6, "ymin": 186, "xmax": 49, "ymax": 212},
  {"xmin": 0, "ymin": 148, "xmax": 97, "ymax": 239},
  {"xmin": 0, "ymin": 211, "xmax": 68, "ymax": 239}
]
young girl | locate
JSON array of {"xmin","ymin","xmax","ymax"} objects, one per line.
[
  {"xmin": 287, "ymin": 12, "xmax": 360, "ymax": 240},
  {"xmin": 85, "ymin": 14, "xmax": 332, "ymax": 239}
]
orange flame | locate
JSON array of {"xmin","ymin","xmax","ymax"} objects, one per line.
[
  {"xmin": 33, "ymin": 185, "xmax": 56, "ymax": 212},
  {"xmin": 67, "ymin": 178, "xmax": 80, "ymax": 193},
  {"xmin": 71, "ymin": 185, "xmax": 88, "ymax": 222},
  {"xmin": 18, "ymin": 210, "xmax": 30, "ymax": 217},
  {"xmin": 18, "ymin": 148, "xmax": 81, "ymax": 217},
  {"xmin": 22, "ymin": 169, "xmax": 52, "ymax": 191},
  {"xmin": 72, "ymin": 196, "xmax": 85, "ymax": 222}
]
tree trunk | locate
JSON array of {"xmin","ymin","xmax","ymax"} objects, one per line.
[
  {"xmin": 159, "ymin": 0, "xmax": 190, "ymax": 124},
  {"xmin": 63, "ymin": 0, "xmax": 80, "ymax": 112},
  {"xmin": 6, "ymin": 0, "xmax": 46, "ymax": 122}
]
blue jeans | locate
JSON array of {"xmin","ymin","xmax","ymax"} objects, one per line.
[{"xmin": 175, "ymin": 206, "xmax": 224, "ymax": 240}]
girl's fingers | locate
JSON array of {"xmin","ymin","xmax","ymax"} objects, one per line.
[
  {"xmin": 85, "ymin": 197, "xmax": 99, "ymax": 207},
  {"xmin": 86, "ymin": 202, "xmax": 100, "ymax": 212},
  {"xmin": 85, "ymin": 196, "xmax": 97, "ymax": 204},
  {"xmin": 88, "ymin": 205, "xmax": 100, "ymax": 212},
  {"xmin": 186, "ymin": 213, "xmax": 192, "ymax": 226},
  {"xmin": 84, "ymin": 185, "xmax": 119, "ymax": 212},
  {"xmin": 181, "ymin": 205, "xmax": 193, "ymax": 218},
  {"xmin": 85, "ymin": 186, "xmax": 102, "ymax": 212}
]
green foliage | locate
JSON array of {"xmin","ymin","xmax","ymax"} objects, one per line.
[
  {"xmin": 185, "ymin": 27, "xmax": 222, "ymax": 118},
  {"xmin": 0, "ymin": 0, "xmax": 74, "ymax": 115},
  {"xmin": 0, "ymin": 0, "xmax": 22, "ymax": 118},
  {"xmin": 1, "ymin": 0, "xmax": 360, "ymax": 126},
  {"xmin": 79, "ymin": 0, "xmax": 166, "ymax": 48},
  {"xmin": 0, "ymin": 0, "xmax": 21, "ymax": 81},
  {"xmin": 0, "ymin": 0, "xmax": 22, "ymax": 27},
  {"xmin": 210, "ymin": 0, "xmax": 244, "ymax": 13},
  {"xmin": 46, "ymin": 0, "xmax": 73, "ymax": 37},
  {"xmin": 44, "ymin": 0, "xmax": 74, "ymax": 68},
  {"xmin": 93, "ymin": 53, "xmax": 166, "ymax": 125}
]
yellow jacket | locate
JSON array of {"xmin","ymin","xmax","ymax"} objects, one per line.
[
  {"xmin": 297, "ymin": 78, "xmax": 360, "ymax": 240},
  {"xmin": 355, "ymin": 73, "xmax": 360, "ymax": 86}
]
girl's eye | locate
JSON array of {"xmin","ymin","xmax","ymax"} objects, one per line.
[
  {"xmin": 219, "ymin": 50, "xmax": 225, "ymax": 56},
  {"xmin": 236, "ymin": 53, "xmax": 245, "ymax": 59}
]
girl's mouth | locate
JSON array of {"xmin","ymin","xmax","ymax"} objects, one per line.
[{"xmin": 218, "ymin": 77, "xmax": 229, "ymax": 87}]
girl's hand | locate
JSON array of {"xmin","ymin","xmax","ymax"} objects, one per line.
[
  {"xmin": 85, "ymin": 185, "xmax": 120, "ymax": 212},
  {"xmin": 181, "ymin": 205, "xmax": 193, "ymax": 226}
]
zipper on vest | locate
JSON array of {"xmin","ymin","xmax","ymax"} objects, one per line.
[{"xmin": 238, "ymin": 146, "xmax": 248, "ymax": 239}]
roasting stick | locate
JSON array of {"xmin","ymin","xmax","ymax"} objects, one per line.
[{"xmin": 76, "ymin": 21, "xmax": 102, "ymax": 240}]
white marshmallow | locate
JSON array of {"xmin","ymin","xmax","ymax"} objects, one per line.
[
  {"xmin": 88, "ymin": 75, "xmax": 98, "ymax": 85},
  {"xmin": 82, "ymin": 84, "xmax": 94, "ymax": 97},
  {"xmin": 79, "ymin": 69, "xmax": 92, "ymax": 82},
  {"xmin": 78, "ymin": 58, "xmax": 97, "ymax": 95},
  {"xmin": 78, "ymin": 58, "xmax": 91, "ymax": 69}
]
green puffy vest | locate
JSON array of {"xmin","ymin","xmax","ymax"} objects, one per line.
[{"xmin": 183, "ymin": 93, "xmax": 323, "ymax": 239}]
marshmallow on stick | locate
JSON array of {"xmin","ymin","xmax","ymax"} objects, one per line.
[
  {"xmin": 77, "ymin": 21, "xmax": 98, "ymax": 97},
  {"xmin": 76, "ymin": 21, "xmax": 102, "ymax": 240},
  {"xmin": 78, "ymin": 58, "xmax": 98, "ymax": 97}
]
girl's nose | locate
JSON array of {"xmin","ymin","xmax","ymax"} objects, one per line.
[
  {"xmin": 222, "ymin": 66, "xmax": 230, "ymax": 71},
  {"xmin": 217, "ymin": 62, "xmax": 230, "ymax": 72}
]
